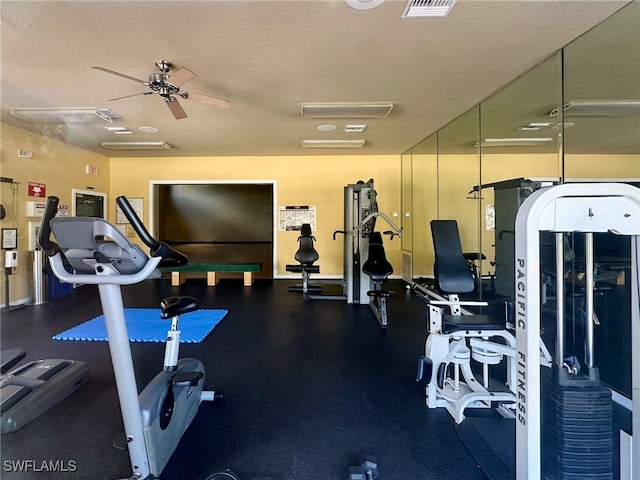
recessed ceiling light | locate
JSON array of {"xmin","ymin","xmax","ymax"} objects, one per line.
[
  {"xmin": 317, "ymin": 124, "xmax": 337, "ymax": 132},
  {"xmin": 345, "ymin": 0, "xmax": 385, "ymax": 10},
  {"xmin": 138, "ymin": 126, "xmax": 160, "ymax": 133}
]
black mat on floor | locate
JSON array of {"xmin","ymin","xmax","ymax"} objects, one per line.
[
  {"xmin": 0, "ymin": 279, "xmax": 489, "ymax": 480},
  {"xmin": 456, "ymin": 417, "xmax": 515, "ymax": 480}
]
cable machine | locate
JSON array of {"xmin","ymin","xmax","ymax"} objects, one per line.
[
  {"xmin": 330, "ymin": 179, "xmax": 402, "ymax": 305},
  {"xmin": 514, "ymin": 183, "xmax": 640, "ymax": 480},
  {"xmin": 309, "ymin": 179, "xmax": 402, "ymax": 304}
]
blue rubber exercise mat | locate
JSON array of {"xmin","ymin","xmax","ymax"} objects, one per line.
[{"xmin": 53, "ymin": 308, "xmax": 227, "ymax": 343}]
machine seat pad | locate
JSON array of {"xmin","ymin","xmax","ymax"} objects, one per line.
[
  {"xmin": 362, "ymin": 232, "xmax": 393, "ymax": 281},
  {"xmin": 442, "ymin": 314, "xmax": 505, "ymax": 334},
  {"xmin": 286, "ymin": 264, "xmax": 320, "ymax": 274},
  {"xmin": 294, "ymin": 224, "xmax": 319, "ymax": 265},
  {"xmin": 367, "ymin": 289, "xmax": 396, "ymax": 298},
  {"xmin": 160, "ymin": 296, "xmax": 199, "ymax": 319}
]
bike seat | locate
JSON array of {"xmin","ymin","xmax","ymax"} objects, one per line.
[{"xmin": 160, "ymin": 296, "xmax": 199, "ymax": 319}]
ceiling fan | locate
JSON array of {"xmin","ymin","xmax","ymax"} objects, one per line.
[{"xmin": 93, "ymin": 60, "xmax": 230, "ymax": 119}]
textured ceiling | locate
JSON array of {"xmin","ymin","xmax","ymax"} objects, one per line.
[{"xmin": 0, "ymin": 0, "xmax": 632, "ymax": 158}]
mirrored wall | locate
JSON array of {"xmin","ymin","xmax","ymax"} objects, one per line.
[{"xmin": 401, "ymin": 1, "xmax": 639, "ymax": 397}]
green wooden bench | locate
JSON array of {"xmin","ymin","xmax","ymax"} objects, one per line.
[{"xmin": 162, "ymin": 262, "xmax": 262, "ymax": 287}]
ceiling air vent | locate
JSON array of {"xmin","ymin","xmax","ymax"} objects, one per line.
[
  {"xmin": 402, "ymin": 0, "xmax": 457, "ymax": 18},
  {"xmin": 301, "ymin": 103, "xmax": 393, "ymax": 119},
  {"xmin": 344, "ymin": 124, "xmax": 367, "ymax": 133}
]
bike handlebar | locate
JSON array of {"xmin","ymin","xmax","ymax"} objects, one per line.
[
  {"xmin": 116, "ymin": 196, "xmax": 188, "ymax": 267},
  {"xmin": 39, "ymin": 195, "xmax": 188, "ymax": 268},
  {"xmin": 38, "ymin": 196, "xmax": 60, "ymax": 256}
]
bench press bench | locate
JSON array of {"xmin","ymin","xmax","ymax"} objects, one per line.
[{"xmin": 163, "ymin": 262, "xmax": 262, "ymax": 287}]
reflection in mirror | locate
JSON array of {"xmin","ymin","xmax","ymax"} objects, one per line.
[
  {"xmin": 436, "ymin": 106, "xmax": 481, "ymax": 284},
  {"xmin": 563, "ymin": 1, "xmax": 640, "ymax": 176},
  {"xmin": 478, "ymin": 52, "xmax": 562, "ymax": 300},
  {"xmin": 410, "ymin": 134, "xmax": 437, "ymax": 279},
  {"xmin": 401, "ymin": 150, "xmax": 413, "ymax": 253},
  {"xmin": 562, "ymin": 2, "xmax": 639, "ymax": 400}
]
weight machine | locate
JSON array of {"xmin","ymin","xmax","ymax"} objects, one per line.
[
  {"xmin": 515, "ymin": 183, "xmax": 640, "ymax": 480},
  {"xmin": 316, "ymin": 180, "xmax": 402, "ymax": 326}
]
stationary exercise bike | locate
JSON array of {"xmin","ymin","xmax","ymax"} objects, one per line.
[{"xmin": 38, "ymin": 195, "xmax": 224, "ymax": 480}]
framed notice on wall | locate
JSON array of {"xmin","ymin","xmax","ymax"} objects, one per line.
[
  {"xmin": 278, "ymin": 205, "xmax": 316, "ymax": 231},
  {"xmin": 116, "ymin": 198, "xmax": 144, "ymax": 224},
  {"xmin": 2, "ymin": 228, "xmax": 18, "ymax": 249},
  {"xmin": 72, "ymin": 189, "xmax": 107, "ymax": 218}
]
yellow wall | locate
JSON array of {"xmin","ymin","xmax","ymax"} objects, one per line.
[
  {"xmin": 0, "ymin": 123, "xmax": 110, "ymax": 305},
  {"xmin": 110, "ymin": 155, "xmax": 402, "ymax": 278},
  {"xmin": 2, "ymin": 120, "xmax": 637, "ymax": 306},
  {"xmin": 564, "ymin": 153, "xmax": 640, "ymax": 180}
]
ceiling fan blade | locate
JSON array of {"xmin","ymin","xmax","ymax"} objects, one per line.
[
  {"xmin": 184, "ymin": 91, "xmax": 230, "ymax": 109},
  {"xmin": 166, "ymin": 97, "xmax": 187, "ymax": 119},
  {"xmin": 106, "ymin": 91, "xmax": 154, "ymax": 102},
  {"xmin": 92, "ymin": 66, "xmax": 147, "ymax": 84},
  {"xmin": 169, "ymin": 67, "xmax": 196, "ymax": 88}
]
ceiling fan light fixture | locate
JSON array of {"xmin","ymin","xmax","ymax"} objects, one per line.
[
  {"xmin": 301, "ymin": 102, "xmax": 393, "ymax": 119},
  {"xmin": 101, "ymin": 141, "xmax": 171, "ymax": 150}
]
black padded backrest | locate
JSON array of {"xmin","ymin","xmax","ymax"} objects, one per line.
[
  {"xmin": 430, "ymin": 220, "xmax": 474, "ymax": 295},
  {"xmin": 294, "ymin": 224, "xmax": 319, "ymax": 266},
  {"xmin": 300, "ymin": 223, "xmax": 312, "ymax": 237},
  {"xmin": 363, "ymin": 232, "xmax": 393, "ymax": 280}
]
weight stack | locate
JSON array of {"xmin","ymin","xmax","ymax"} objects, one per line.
[{"xmin": 541, "ymin": 365, "xmax": 612, "ymax": 480}]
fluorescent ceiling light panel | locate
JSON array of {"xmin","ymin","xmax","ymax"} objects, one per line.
[
  {"xmin": 10, "ymin": 108, "xmax": 120, "ymax": 123},
  {"xmin": 105, "ymin": 127, "xmax": 133, "ymax": 135},
  {"xmin": 402, "ymin": 0, "xmax": 457, "ymax": 18},
  {"xmin": 301, "ymin": 139, "xmax": 366, "ymax": 149},
  {"xmin": 516, "ymin": 122, "xmax": 554, "ymax": 131},
  {"xmin": 301, "ymin": 103, "xmax": 393, "ymax": 119},
  {"xmin": 101, "ymin": 141, "xmax": 171, "ymax": 150},
  {"xmin": 550, "ymin": 100, "xmax": 640, "ymax": 117},
  {"xmin": 475, "ymin": 137, "xmax": 554, "ymax": 148}
]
